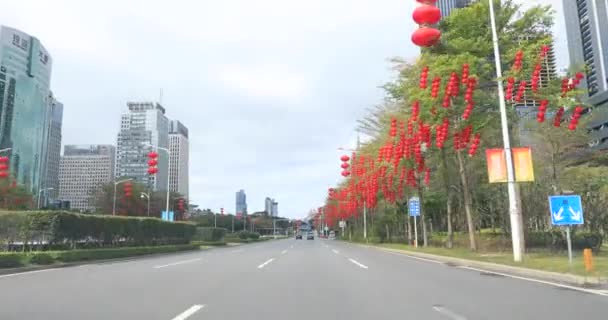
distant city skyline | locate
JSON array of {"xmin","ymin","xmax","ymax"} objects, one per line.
[
  {"xmin": 169, "ymin": 120, "xmax": 189, "ymax": 199},
  {"xmin": 236, "ymin": 189, "xmax": 247, "ymax": 215}
]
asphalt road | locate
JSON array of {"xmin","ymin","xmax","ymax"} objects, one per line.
[{"xmin": 0, "ymin": 239, "xmax": 606, "ymax": 320}]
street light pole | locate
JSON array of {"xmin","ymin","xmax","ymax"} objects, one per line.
[
  {"xmin": 144, "ymin": 143, "xmax": 171, "ymax": 218},
  {"xmin": 488, "ymin": 0, "xmax": 524, "ymax": 262},
  {"xmin": 112, "ymin": 178, "xmax": 133, "ymax": 216},
  {"xmin": 140, "ymin": 192, "xmax": 150, "ymax": 216}
]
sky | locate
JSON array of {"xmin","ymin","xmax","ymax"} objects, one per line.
[{"xmin": 0, "ymin": 0, "xmax": 568, "ymax": 218}]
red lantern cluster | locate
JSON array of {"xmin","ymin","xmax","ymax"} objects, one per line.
[
  {"xmin": 411, "ymin": 101, "xmax": 420, "ymax": 122},
  {"xmin": 571, "ymin": 72, "xmax": 585, "ymax": 89},
  {"xmin": 468, "ymin": 134, "xmax": 481, "ymax": 157},
  {"xmin": 513, "ymin": 50, "xmax": 524, "ymax": 71},
  {"xmin": 462, "ymin": 77, "xmax": 477, "ymax": 120},
  {"xmin": 531, "ymin": 63, "xmax": 542, "ymax": 93},
  {"xmin": 390, "ymin": 117, "xmax": 398, "ymax": 137},
  {"xmin": 424, "ymin": 168, "xmax": 431, "ymax": 186},
  {"xmin": 419, "ymin": 66, "xmax": 429, "ymax": 89},
  {"xmin": 539, "ymin": 45, "xmax": 550, "ymax": 58},
  {"xmin": 515, "ymin": 80, "xmax": 527, "ymax": 103},
  {"xmin": 553, "ymin": 107, "xmax": 565, "ymax": 127},
  {"xmin": 536, "ymin": 100, "xmax": 548, "ymax": 123},
  {"xmin": 0, "ymin": 156, "xmax": 9, "ymax": 179},
  {"xmin": 442, "ymin": 72, "xmax": 459, "ymax": 108},
  {"xmin": 340, "ymin": 155, "xmax": 351, "ymax": 177},
  {"xmin": 123, "ymin": 182, "xmax": 133, "ymax": 197},
  {"xmin": 505, "ymin": 77, "xmax": 515, "ymax": 100},
  {"xmin": 461, "ymin": 63, "xmax": 469, "ymax": 84},
  {"xmin": 431, "ymin": 77, "xmax": 441, "ymax": 98},
  {"xmin": 411, "ymin": 1, "xmax": 442, "ymax": 47},
  {"xmin": 435, "ymin": 118, "xmax": 449, "ymax": 149},
  {"xmin": 147, "ymin": 151, "xmax": 159, "ymax": 175},
  {"xmin": 568, "ymin": 106, "xmax": 584, "ymax": 131}
]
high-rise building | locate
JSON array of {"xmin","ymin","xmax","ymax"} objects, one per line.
[
  {"xmin": 115, "ymin": 102, "xmax": 169, "ymax": 191},
  {"xmin": 563, "ymin": 0, "xmax": 608, "ymax": 149},
  {"xmin": 437, "ymin": 0, "xmax": 472, "ymax": 19},
  {"xmin": 271, "ymin": 201, "xmax": 278, "ymax": 217},
  {"xmin": 264, "ymin": 197, "xmax": 273, "ymax": 215},
  {"xmin": 42, "ymin": 98, "xmax": 63, "ymax": 202},
  {"xmin": 59, "ymin": 145, "xmax": 115, "ymax": 211},
  {"xmin": 168, "ymin": 120, "xmax": 189, "ymax": 198},
  {"xmin": 0, "ymin": 26, "xmax": 58, "ymax": 194},
  {"xmin": 236, "ymin": 189, "xmax": 247, "ymax": 215}
]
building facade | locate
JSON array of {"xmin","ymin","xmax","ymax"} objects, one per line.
[
  {"xmin": 0, "ymin": 26, "xmax": 59, "ymax": 195},
  {"xmin": 563, "ymin": 0, "xmax": 608, "ymax": 149},
  {"xmin": 59, "ymin": 145, "xmax": 115, "ymax": 211},
  {"xmin": 437, "ymin": 0, "xmax": 472, "ymax": 18},
  {"xmin": 42, "ymin": 98, "xmax": 63, "ymax": 201},
  {"xmin": 264, "ymin": 197, "xmax": 273, "ymax": 215},
  {"xmin": 236, "ymin": 189, "xmax": 247, "ymax": 215},
  {"xmin": 115, "ymin": 102, "xmax": 169, "ymax": 191},
  {"xmin": 271, "ymin": 201, "xmax": 278, "ymax": 217},
  {"xmin": 168, "ymin": 120, "xmax": 189, "ymax": 198}
]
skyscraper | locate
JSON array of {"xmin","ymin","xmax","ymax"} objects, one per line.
[
  {"xmin": 0, "ymin": 26, "xmax": 58, "ymax": 194},
  {"xmin": 168, "ymin": 120, "xmax": 189, "ymax": 198},
  {"xmin": 42, "ymin": 97, "xmax": 63, "ymax": 202},
  {"xmin": 563, "ymin": 0, "xmax": 608, "ymax": 149},
  {"xmin": 265, "ymin": 197, "xmax": 273, "ymax": 215},
  {"xmin": 271, "ymin": 201, "xmax": 278, "ymax": 217},
  {"xmin": 437, "ymin": 0, "xmax": 472, "ymax": 19},
  {"xmin": 115, "ymin": 102, "xmax": 169, "ymax": 191},
  {"xmin": 59, "ymin": 145, "xmax": 115, "ymax": 211},
  {"xmin": 236, "ymin": 189, "xmax": 247, "ymax": 215}
]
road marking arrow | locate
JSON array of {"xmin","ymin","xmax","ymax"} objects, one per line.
[
  {"xmin": 569, "ymin": 207, "xmax": 582, "ymax": 221},
  {"xmin": 553, "ymin": 207, "xmax": 564, "ymax": 221}
]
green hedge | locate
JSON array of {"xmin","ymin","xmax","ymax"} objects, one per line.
[
  {"xmin": 193, "ymin": 227, "xmax": 226, "ymax": 242},
  {"xmin": 526, "ymin": 230, "xmax": 603, "ymax": 251},
  {"xmin": 0, "ymin": 244, "xmax": 198, "ymax": 268},
  {"xmin": 0, "ymin": 211, "xmax": 196, "ymax": 249}
]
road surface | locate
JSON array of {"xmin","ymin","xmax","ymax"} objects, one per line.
[{"xmin": 0, "ymin": 239, "xmax": 606, "ymax": 319}]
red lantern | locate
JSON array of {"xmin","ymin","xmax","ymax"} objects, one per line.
[
  {"xmin": 147, "ymin": 151, "xmax": 158, "ymax": 175},
  {"xmin": 411, "ymin": 27, "xmax": 441, "ymax": 47},
  {"xmin": 123, "ymin": 182, "xmax": 133, "ymax": 197},
  {"xmin": 0, "ymin": 164, "xmax": 8, "ymax": 171},
  {"xmin": 413, "ymin": 4, "xmax": 441, "ymax": 25},
  {"xmin": 147, "ymin": 151, "xmax": 158, "ymax": 159},
  {"xmin": 340, "ymin": 155, "xmax": 350, "ymax": 162},
  {"xmin": 147, "ymin": 167, "xmax": 158, "ymax": 174},
  {"xmin": 341, "ymin": 162, "xmax": 350, "ymax": 169},
  {"xmin": 341, "ymin": 170, "xmax": 350, "ymax": 177},
  {"xmin": 0, "ymin": 171, "xmax": 7, "ymax": 178},
  {"xmin": 147, "ymin": 159, "xmax": 158, "ymax": 166}
]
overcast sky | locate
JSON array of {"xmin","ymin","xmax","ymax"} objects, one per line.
[{"xmin": 1, "ymin": 0, "xmax": 567, "ymax": 218}]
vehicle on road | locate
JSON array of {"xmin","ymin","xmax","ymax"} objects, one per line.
[
  {"xmin": 329, "ymin": 230, "xmax": 336, "ymax": 239},
  {"xmin": 295, "ymin": 233, "xmax": 302, "ymax": 240},
  {"xmin": 307, "ymin": 232, "xmax": 314, "ymax": 240}
]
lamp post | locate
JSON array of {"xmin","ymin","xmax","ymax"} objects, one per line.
[
  {"xmin": 488, "ymin": 0, "xmax": 524, "ymax": 262},
  {"xmin": 140, "ymin": 191, "xmax": 151, "ymax": 216},
  {"xmin": 143, "ymin": 143, "xmax": 171, "ymax": 219},
  {"xmin": 112, "ymin": 178, "xmax": 133, "ymax": 216},
  {"xmin": 37, "ymin": 187, "xmax": 54, "ymax": 209}
]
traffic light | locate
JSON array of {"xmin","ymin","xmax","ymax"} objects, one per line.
[
  {"xmin": 178, "ymin": 198, "xmax": 185, "ymax": 211},
  {"xmin": 147, "ymin": 151, "xmax": 158, "ymax": 175},
  {"xmin": 0, "ymin": 156, "xmax": 9, "ymax": 179},
  {"xmin": 123, "ymin": 182, "xmax": 132, "ymax": 197}
]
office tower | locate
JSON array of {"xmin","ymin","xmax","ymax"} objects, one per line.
[
  {"xmin": 236, "ymin": 189, "xmax": 247, "ymax": 215},
  {"xmin": 59, "ymin": 145, "xmax": 115, "ymax": 211},
  {"xmin": 265, "ymin": 197, "xmax": 273, "ymax": 215},
  {"xmin": 437, "ymin": 0, "xmax": 473, "ymax": 19},
  {"xmin": 115, "ymin": 102, "xmax": 169, "ymax": 191},
  {"xmin": 271, "ymin": 201, "xmax": 278, "ymax": 217},
  {"xmin": 0, "ymin": 26, "xmax": 58, "ymax": 194},
  {"xmin": 168, "ymin": 120, "xmax": 189, "ymax": 198},
  {"xmin": 42, "ymin": 98, "xmax": 63, "ymax": 202},
  {"xmin": 563, "ymin": 0, "xmax": 608, "ymax": 149}
]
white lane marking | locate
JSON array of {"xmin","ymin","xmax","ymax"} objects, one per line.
[
  {"xmin": 281, "ymin": 250, "xmax": 288, "ymax": 254},
  {"xmin": 154, "ymin": 258, "xmax": 201, "ymax": 269},
  {"xmin": 290, "ymin": 245, "xmax": 294, "ymax": 249},
  {"xmin": 348, "ymin": 258, "xmax": 369, "ymax": 269},
  {"xmin": 257, "ymin": 258, "xmax": 275, "ymax": 269},
  {"xmin": 382, "ymin": 250, "xmax": 443, "ymax": 264},
  {"xmin": 0, "ymin": 268, "xmax": 58, "ymax": 279},
  {"xmin": 433, "ymin": 305, "xmax": 467, "ymax": 320},
  {"xmin": 332, "ymin": 249, "xmax": 340, "ymax": 254},
  {"xmin": 171, "ymin": 304, "xmax": 205, "ymax": 320},
  {"xmin": 458, "ymin": 266, "xmax": 608, "ymax": 297}
]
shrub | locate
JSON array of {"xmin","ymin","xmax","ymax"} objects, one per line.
[
  {"xmin": 28, "ymin": 253, "xmax": 54, "ymax": 265},
  {"xmin": 237, "ymin": 230, "xmax": 251, "ymax": 240},
  {"xmin": 193, "ymin": 227, "xmax": 227, "ymax": 242},
  {"xmin": 248, "ymin": 232, "xmax": 260, "ymax": 240},
  {"xmin": 0, "ymin": 253, "xmax": 25, "ymax": 268},
  {"xmin": 54, "ymin": 244, "xmax": 198, "ymax": 263}
]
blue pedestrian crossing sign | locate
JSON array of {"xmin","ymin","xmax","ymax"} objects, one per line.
[
  {"xmin": 408, "ymin": 197, "xmax": 420, "ymax": 217},
  {"xmin": 549, "ymin": 195, "xmax": 584, "ymax": 226}
]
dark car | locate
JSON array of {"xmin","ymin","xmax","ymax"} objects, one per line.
[
  {"xmin": 306, "ymin": 232, "xmax": 314, "ymax": 240},
  {"xmin": 295, "ymin": 233, "xmax": 302, "ymax": 240}
]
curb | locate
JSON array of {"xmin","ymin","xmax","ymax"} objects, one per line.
[{"xmin": 357, "ymin": 243, "xmax": 606, "ymax": 288}]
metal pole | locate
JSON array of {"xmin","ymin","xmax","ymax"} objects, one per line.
[
  {"xmin": 488, "ymin": 0, "xmax": 524, "ymax": 262},
  {"xmin": 147, "ymin": 194, "xmax": 150, "ymax": 217},
  {"xmin": 414, "ymin": 215, "xmax": 418, "ymax": 248},
  {"xmin": 214, "ymin": 213, "xmax": 217, "ymax": 228},
  {"xmin": 363, "ymin": 201, "xmax": 367, "ymax": 240},
  {"xmin": 273, "ymin": 219, "xmax": 276, "ymax": 239},
  {"xmin": 566, "ymin": 226, "xmax": 573, "ymax": 268},
  {"xmin": 112, "ymin": 183, "xmax": 118, "ymax": 216},
  {"xmin": 232, "ymin": 215, "xmax": 235, "ymax": 233},
  {"xmin": 164, "ymin": 149, "xmax": 171, "ymax": 219}
]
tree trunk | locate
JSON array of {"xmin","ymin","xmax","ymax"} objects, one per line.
[
  {"xmin": 385, "ymin": 224, "xmax": 390, "ymax": 242},
  {"xmin": 417, "ymin": 181, "xmax": 428, "ymax": 247},
  {"xmin": 457, "ymin": 150, "xmax": 477, "ymax": 251},
  {"xmin": 441, "ymin": 149, "xmax": 454, "ymax": 248},
  {"xmin": 407, "ymin": 214, "xmax": 412, "ymax": 245}
]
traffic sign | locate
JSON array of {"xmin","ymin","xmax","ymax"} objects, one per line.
[
  {"xmin": 549, "ymin": 195, "xmax": 584, "ymax": 225},
  {"xmin": 408, "ymin": 197, "xmax": 420, "ymax": 217}
]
